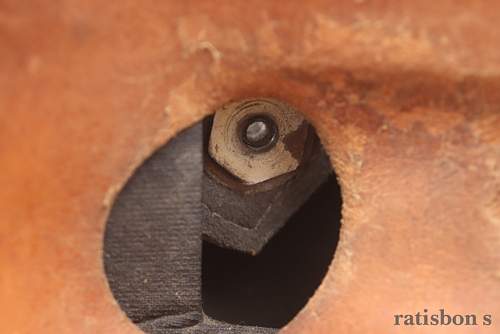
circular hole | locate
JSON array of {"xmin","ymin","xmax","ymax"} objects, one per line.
[
  {"xmin": 240, "ymin": 115, "xmax": 278, "ymax": 151},
  {"xmin": 103, "ymin": 111, "xmax": 342, "ymax": 333},
  {"xmin": 246, "ymin": 120, "xmax": 270, "ymax": 144}
]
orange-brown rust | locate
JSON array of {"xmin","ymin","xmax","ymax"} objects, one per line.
[{"xmin": 1, "ymin": 1, "xmax": 500, "ymax": 333}]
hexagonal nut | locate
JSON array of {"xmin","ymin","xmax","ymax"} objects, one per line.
[{"xmin": 208, "ymin": 98, "xmax": 309, "ymax": 185}]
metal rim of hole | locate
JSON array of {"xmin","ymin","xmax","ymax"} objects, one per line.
[{"xmin": 239, "ymin": 114, "xmax": 279, "ymax": 152}]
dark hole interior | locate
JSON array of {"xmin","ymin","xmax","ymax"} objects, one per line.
[{"xmin": 202, "ymin": 175, "xmax": 342, "ymax": 328}]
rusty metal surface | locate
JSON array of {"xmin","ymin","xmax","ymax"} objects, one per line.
[{"xmin": 1, "ymin": 1, "xmax": 500, "ymax": 334}]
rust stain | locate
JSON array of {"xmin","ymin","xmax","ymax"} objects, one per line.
[{"xmin": 282, "ymin": 121, "xmax": 309, "ymax": 162}]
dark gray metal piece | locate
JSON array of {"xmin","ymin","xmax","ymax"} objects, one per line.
[{"xmin": 202, "ymin": 134, "xmax": 332, "ymax": 254}]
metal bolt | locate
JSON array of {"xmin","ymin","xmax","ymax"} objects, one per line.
[{"xmin": 208, "ymin": 98, "xmax": 308, "ymax": 185}]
